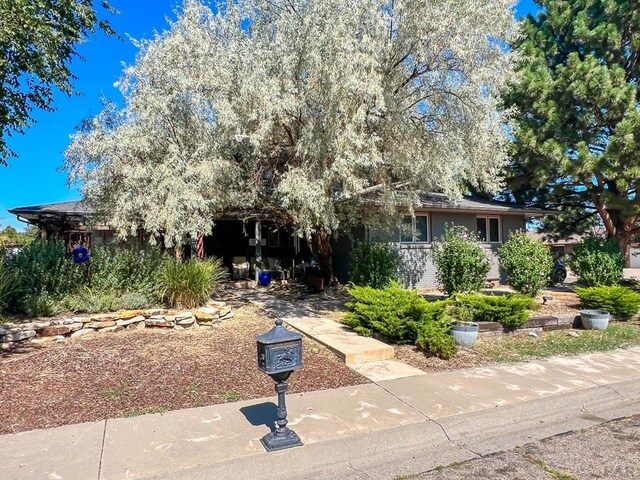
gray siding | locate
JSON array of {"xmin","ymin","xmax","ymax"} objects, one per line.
[{"xmin": 369, "ymin": 212, "xmax": 528, "ymax": 289}]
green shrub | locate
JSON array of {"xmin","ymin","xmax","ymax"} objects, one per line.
[
  {"xmin": 21, "ymin": 294, "xmax": 64, "ymax": 317},
  {"xmin": 8, "ymin": 239, "xmax": 84, "ymax": 296},
  {"xmin": 90, "ymin": 246, "xmax": 169, "ymax": 297},
  {"xmin": 345, "ymin": 282, "xmax": 428, "ymax": 343},
  {"xmin": 350, "ymin": 241, "xmax": 399, "ymax": 289},
  {"xmin": 158, "ymin": 257, "xmax": 227, "ymax": 308},
  {"xmin": 576, "ymin": 286, "xmax": 640, "ymax": 318},
  {"xmin": 454, "ymin": 293, "xmax": 537, "ymax": 329},
  {"xmin": 345, "ymin": 282, "xmax": 455, "ymax": 358},
  {"xmin": 569, "ymin": 236, "xmax": 623, "ymax": 286},
  {"xmin": 61, "ymin": 289, "xmax": 156, "ymax": 314},
  {"xmin": 0, "ymin": 258, "xmax": 22, "ymax": 313},
  {"xmin": 499, "ymin": 230, "xmax": 553, "ymax": 296},
  {"xmin": 416, "ymin": 316, "xmax": 457, "ymax": 360},
  {"xmin": 431, "ymin": 224, "xmax": 491, "ymax": 295}
]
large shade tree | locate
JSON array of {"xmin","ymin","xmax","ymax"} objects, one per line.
[
  {"xmin": 506, "ymin": 0, "xmax": 640, "ymax": 253},
  {"xmin": 0, "ymin": 0, "xmax": 115, "ymax": 166},
  {"xmin": 65, "ymin": 0, "xmax": 516, "ymax": 283}
]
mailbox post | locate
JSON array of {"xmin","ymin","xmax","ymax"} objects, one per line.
[{"xmin": 256, "ymin": 318, "xmax": 303, "ymax": 451}]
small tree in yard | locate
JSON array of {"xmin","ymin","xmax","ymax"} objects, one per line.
[
  {"xmin": 432, "ymin": 225, "xmax": 491, "ymax": 296},
  {"xmin": 569, "ymin": 236, "xmax": 624, "ymax": 286},
  {"xmin": 350, "ymin": 242, "xmax": 399, "ymax": 289},
  {"xmin": 499, "ymin": 230, "xmax": 553, "ymax": 296},
  {"xmin": 65, "ymin": 0, "xmax": 517, "ymax": 285}
]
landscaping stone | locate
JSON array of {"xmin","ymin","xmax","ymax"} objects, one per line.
[
  {"xmin": 220, "ymin": 311, "xmax": 234, "ymax": 320},
  {"xmin": 53, "ymin": 335, "xmax": 66, "ymax": 342},
  {"xmin": 149, "ymin": 315, "xmax": 166, "ymax": 320},
  {"xmin": 175, "ymin": 311, "xmax": 192, "ymax": 321},
  {"xmin": 42, "ymin": 325, "xmax": 69, "ymax": 337},
  {"xmin": 528, "ymin": 331, "xmax": 539, "ymax": 337},
  {"xmin": 1, "ymin": 330, "xmax": 36, "ymax": 342},
  {"xmin": 62, "ymin": 318, "xmax": 78, "ymax": 325},
  {"xmin": 145, "ymin": 319, "xmax": 173, "ymax": 328},
  {"xmin": 86, "ymin": 320, "xmax": 116, "ymax": 329},
  {"xmin": 127, "ymin": 321, "xmax": 145, "ymax": 330},
  {"xmin": 119, "ymin": 310, "xmax": 143, "ymax": 320},
  {"xmin": 176, "ymin": 317, "xmax": 195, "ymax": 327},
  {"xmin": 67, "ymin": 323, "xmax": 83, "ymax": 332},
  {"xmin": 0, "ymin": 326, "xmax": 22, "ymax": 335},
  {"xmin": 18, "ymin": 320, "xmax": 51, "ymax": 331},
  {"xmin": 72, "ymin": 316, "xmax": 91, "ymax": 324},
  {"xmin": 195, "ymin": 307, "xmax": 219, "ymax": 321},
  {"xmin": 567, "ymin": 331, "xmax": 581, "ymax": 337},
  {"xmin": 208, "ymin": 300, "xmax": 227, "ymax": 308},
  {"xmin": 1, "ymin": 342, "xmax": 14, "ymax": 350},
  {"xmin": 71, "ymin": 329, "xmax": 96, "ymax": 338},
  {"xmin": 165, "ymin": 315, "xmax": 176, "ymax": 322},
  {"xmin": 90, "ymin": 313, "xmax": 120, "ymax": 322},
  {"xmin": 218, "ymin": 306, "xmax": 232, "ymax": 318},
  {"xmin": 31, "ymin": 337, "xmax": 56, "ymax": 345},
  {"xmin": 116, "ymin": 315, "xmax": 146, "ymax": 327},
  {"xmin": 100, "ymin": 325, "xmax": 124, "ymax": 333},
  {"xmin": 143, "ymin": 309, "xmax": 167, "ymax": 317}
]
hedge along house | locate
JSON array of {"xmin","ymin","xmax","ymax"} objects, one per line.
[{"xmin": 349, "ymin": 192, "xmax": 553, "ymax": 289}]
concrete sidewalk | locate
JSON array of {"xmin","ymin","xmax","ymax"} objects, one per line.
[{"xmin": 2, "ymin": 347, "xmax": 640, "ymax": 480}]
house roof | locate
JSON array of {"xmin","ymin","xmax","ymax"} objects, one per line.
[
  {"xmin": 360, "ymin": 188, "xmax": 554, "ymax": 217},
  {"xmin": 8, "ymin": 200, "xmax": 94, "ymax": 222}
]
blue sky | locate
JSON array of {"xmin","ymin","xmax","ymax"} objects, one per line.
[{"xmin": 0, "ymin": 0, "xmax": 540, "ymax": 230}]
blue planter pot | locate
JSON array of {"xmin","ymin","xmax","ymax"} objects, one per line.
[
  {"xmin": 580, "ymin": 310, "xmax": 610, "ymax": 330},
  {"xmin": 258, "ymin": 271, "xmax": 272, "ymax": 287}
]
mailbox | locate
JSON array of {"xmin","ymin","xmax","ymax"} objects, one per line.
[
  {"xmin": 257, "ymin": 319, "xmax": 303, "ymax": 377},
  {"xmin": 256, "ymin": 318, "xmax": 304, "ymax": 451}
]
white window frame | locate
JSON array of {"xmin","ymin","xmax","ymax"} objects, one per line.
[
  {"xmin": 400, "ymin": 214, "xmax": 430, "ymax": 244},
  {"xmin": 476, "ymin": 215, "xmax": 501, "ymax": 243}
]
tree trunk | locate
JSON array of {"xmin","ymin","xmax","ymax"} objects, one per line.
[{"xmin": 309, "ymin": 229, "xmax": 336, "ymax": 287}]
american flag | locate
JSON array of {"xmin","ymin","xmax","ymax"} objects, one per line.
[{"xmin": 196, "ymin": 232, "xmax": 204, "ymax": 258}]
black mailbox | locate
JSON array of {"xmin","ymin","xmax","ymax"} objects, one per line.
[
  {"xmin": 257, "ymin": 318, "xmax": 303, "ymax": 376},
  {"xmin": 256, "ymin": 318, "xmax": 303, "ymax": 452}
]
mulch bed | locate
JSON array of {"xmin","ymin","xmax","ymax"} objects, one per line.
[
  {"xmin": 0, "ymin": 304, "xmax": 368, "ymax": 435},
  {"xmin": 394, "ymin": 344, "xmax": 493, "ymax": 373}
]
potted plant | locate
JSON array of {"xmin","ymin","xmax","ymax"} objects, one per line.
[
  {"xmin": 580, "ymin": 309, "xmax": 610, "ymax": 330},
  {"xmin": 448, "ymin": 306, "xmax": 480, "ymax": 347}
]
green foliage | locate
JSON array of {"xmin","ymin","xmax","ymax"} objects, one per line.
[
  {"xmin": 498, "ymin": 230, "xmax": 553, "ymax": 296},
  {"xmin": 0, "ymin": 0, "xmax": 115, "ymax": 164},
  {"xmin": 416, "ymin": 317, "xmax": 457, "ymax": 360},
  {"xmin": 158, "ymin": 257, "xmax": 227, "ymax": 308},
  {"xmin": 61, "ymin": 289, "xmax": 155, "ymax": 314},
  {"xmin": 431, "ymin": 224, "xmax": 491, "ymax": 295},
  {"xmin": 505, "ymin": 0, "xmax": 640, "ymax": 248},
  {"xmin": 90, "ymin": 246, "xmax": 168, "ymax": 297},
  {"xmin": 0, "ymin": 258, "xmax": 22, "ymax": 313},
  {"xmin": 454, "ymin": 293, "xmax": 537, "ymax": 329},
  {"xmin": 22, "ymin": 294, "xmax": 64, "ymax": 317},
  {"xmin": 8, "ymin": 239, "xmax": 84, "ymax": 296},
  {"xmin": 350, "ymin": 241, "xmax": 399, "ymax": 289},
  {"xmin": 576, "ymin": 286, "xmax": 640, "ymax": 318},
  {"xmin": 344, "ymin": 282, "xmax": 427, "ymax": 343},
  {"xmin": 345, "ymin": 283, "xmax": 455, "ymax": 358},
  {"xmin": 569, "ymin": 237, "xmax": 624, "ymax": 286},
  {"xmin": 0, "ymin": 225, "xmax": 38, "ymax": 247}
]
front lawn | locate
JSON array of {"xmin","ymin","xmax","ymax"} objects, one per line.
[
  {"xmin": 472, "ymin": 324, "xmax": 640, "ymax": 363},
  {"xmin": 0, "ymin": 304, "xmax": 368, "ymax": 434}
]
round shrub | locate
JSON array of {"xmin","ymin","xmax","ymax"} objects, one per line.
[
  {"xmin": 498, "ymin": 230, "xmax": 553, "ymax": 296},
  {"xmin": 569, "ymin": 236, "xmax": 623, "ymax": 286},
  {"xmin": 431, "ymin": 224, "xmax": 491, "ymax": 296},
  {"xmin": 350, "ymin": 241, "xmax": 399, "ymax": 289},
  {"xmin": 576, "ymin": 286, "xmax": 640, "ymax": 318}
]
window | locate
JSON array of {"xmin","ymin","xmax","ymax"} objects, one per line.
[
  {"xmin": 476, "ymin": 216, "xmax": 501, "ymax": 243},
  {"xmin": 400, "ymin": 215, "xmax": 430, "ymax": 243}
]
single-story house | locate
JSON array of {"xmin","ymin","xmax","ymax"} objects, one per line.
[{"xmin": 9, "ymin": 193, "xmax": 551, "ymax": 288}]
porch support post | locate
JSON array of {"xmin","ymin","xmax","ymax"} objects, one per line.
[{"xmin": 255, "ymin": 219, "xmax": 262, "ymax": 283}]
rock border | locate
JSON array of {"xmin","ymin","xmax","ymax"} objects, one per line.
[{"xmin": 0, "ymin": 301, "xmax": 234, "ymax": 351}]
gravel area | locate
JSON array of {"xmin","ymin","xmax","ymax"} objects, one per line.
[{"xmin": 0, "ymin": 304, "xmax": 368, "ymax": 434}]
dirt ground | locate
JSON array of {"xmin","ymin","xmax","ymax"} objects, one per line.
[{"xmin": 0, "ymin": 304, "xmax": 368, "ymax": 435}]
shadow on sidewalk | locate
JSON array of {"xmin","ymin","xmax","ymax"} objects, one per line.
[{"xmin": 240, "ymin": 402, "xmax": 278, "ymax": 433}]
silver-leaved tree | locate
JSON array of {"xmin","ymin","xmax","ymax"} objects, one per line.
[{"xmin": 65, "ymin": 0, "xmax": 516, "ymax": 283}]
